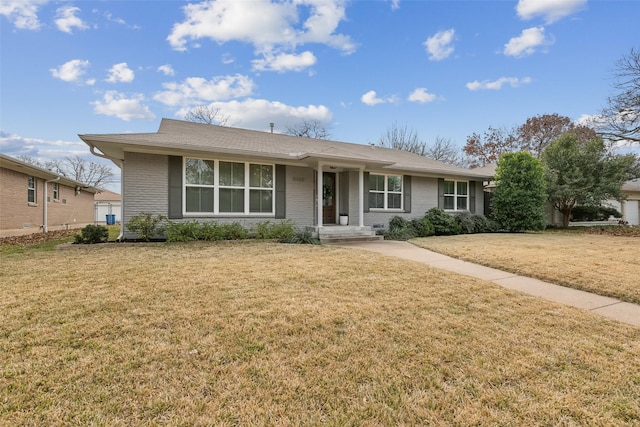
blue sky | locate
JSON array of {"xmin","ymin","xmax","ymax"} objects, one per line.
[{"xmin": 1, "ymin": 0, "xmax": 638, "ymax": 191}]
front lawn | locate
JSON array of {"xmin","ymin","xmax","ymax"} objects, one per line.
[
  {"xmin": 2, "ymin": 241, "xmax": 639, "ymax": 424},
  {"xmin": 411, "ymin": 231, "xmax": 640, "ymax": 305}
]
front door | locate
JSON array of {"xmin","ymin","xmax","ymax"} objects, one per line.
[{"xmin": 322, "ymin": 172, "xmax": 336, "ymax": 224}]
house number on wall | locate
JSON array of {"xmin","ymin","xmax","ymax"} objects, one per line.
[{"xmin": 293, "ymin": 176, "xmax": 305, "ymax": 182}]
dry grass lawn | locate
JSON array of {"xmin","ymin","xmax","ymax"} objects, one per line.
[
  {"xmin": 411, "ymin": 232, "xmax": 640, "ymax": 305},
  {"xmin": 2, "ymin": 241, "xmax": 640, "ymax": 425}
]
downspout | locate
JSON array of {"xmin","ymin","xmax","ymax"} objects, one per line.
[
  {"xmin": 43, "ymin": 177, "xmax": 60, "ymax": 233},
  {"xmin": 89, "ymin": 144, "xmax": 125, "ymax": 241}
]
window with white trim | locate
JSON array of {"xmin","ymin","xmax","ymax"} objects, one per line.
[
  {"xmin": 184, "ymin": 158, "xmax": 274, "ymax": 215},
  {"xmin": 444, "ymin": 180, "xmax": 468, "ymax": 211},
  {"xmin": 52, "ymin": 182, "xmax": 60, "ymax": 201},
  {"xmin": 369, "ymin": 174, "xmax": 403, "ymax": 210},
  {"xmin": 27, "ymin": 176, "xmax": 36, "ymax": 203}
]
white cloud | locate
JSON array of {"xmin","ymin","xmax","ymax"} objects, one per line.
[
  {"xmin": 504, "ymin": 26, "xmax": 553, "ymax": 57},
  {"xmin": 157, "ymin": 64, "xmax": 175, "ymax": 76},
  {"xmin": 55, "ymin": 5, "xmax": 88, "ymax": 34},
  {"xmin": 252, "ymin": 51, "xmax": 317, "ymax": 72},
  {"xmin": 516, "ymin": 0, "xmax": 587, "ymax": 24},
  {"xmin": 154, "ymin": 74, "xmax": 255, "ymax": 107},
  {"xmin": 167, "ymin": 0, "xmax": 355, "ymax": 72},
  {"xmin": 50, "ymin": 59, "xmax": 91, "ymax": 84},
  {"xmin": 0, "ymin": 130, "xmax": 97, "ymax": 160},
  {"xmin": 466, "ymin": 77, "xmax": 532, "ymax": 91},
  {"xmin": 106, "ymin": 63, "xmax": 135, "ymax": 83},
  {"xmin": 424, "ymin": 29, "xmax": 455, "ymax": 61},
  {"xmin": 361, "ymin": 90, "xmax": 385, "ymax": 106},
  {"xmin": 93, "ymin": 91, "xmax": 155, "ymax": 121},
  {"xmin": 408, "ymin": 88, "xmax": 437, "ymax": 104},
  {"xmin": 0, "ymin": 0, "xmax": 48, "ymax": 30},
  {"xmin": 104, "ymin": 11, "xmax": 125, "ymax": 25},
  {"xmin": 176, "ymin": 98, "xmax": 332, "ymax": 132},
  {"xmin": 390, "ymin": 0, "xmax": 400, "ymax": 10}
]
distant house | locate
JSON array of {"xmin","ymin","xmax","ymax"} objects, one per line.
[
  {"xmin": 605, "ymin": 179, "xmax": 640, "ymax": 225},
  {"xmin": 0, "ymin": 153, "xmax": 98, "ymax": 237},
  {"xmin": 94, "ymin": 189, "xmax": 122, "ymax": 224},
  {"xmin": 80, "ymin": 119, "xmax": 493, "ymax": 241}
]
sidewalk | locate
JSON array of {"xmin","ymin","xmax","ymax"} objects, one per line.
[{"xmin": 336, "ymin": 240, "xmax": 640, "ymax": 328}]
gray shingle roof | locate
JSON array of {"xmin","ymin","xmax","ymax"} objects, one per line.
[{"xmin": 80, "ymin": 118, "xmax": 493, "ymax": 179}]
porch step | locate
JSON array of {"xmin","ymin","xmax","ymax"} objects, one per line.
[
  {"xmin": 320, "ymin": 235, "xmax": 384, "ymax": 244},
  {"xmin": 309, "ymin": 225, "xmax": 384, "ymax": 244}
]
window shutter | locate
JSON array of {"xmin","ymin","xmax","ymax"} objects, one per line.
[
  {"xmin": 469, "ymin": 181, "xmax": 476, "ymax": 213},
  {"xmin": 275, "ymin": 164, "xmax": 286, "ymax": 219},
  {"xmin": 168, "ymin": 156, "xmax": 183, "ymax": 219},
  {"xmin": 403, "ymin": 175, "xmax": 411, "ymax": 213},
  {"xmin": 363, "ymin": 172, "xmax": 370, "ymax": 213},
  {"xmin": 437, "ymin": 178, "xmax": 445, "ymax": 209}
]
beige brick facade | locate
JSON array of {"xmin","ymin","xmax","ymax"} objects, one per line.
[{"xmin": 0, "ymin": 161, "xmax": 96, "ymax": 237}]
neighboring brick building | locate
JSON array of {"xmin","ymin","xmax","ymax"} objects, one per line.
[{"xmin": 0, "ymin": 154, "xmax": 98, "ymax": 237}]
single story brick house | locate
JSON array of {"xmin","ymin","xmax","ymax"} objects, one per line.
[
  {"xmin": 0, "ymin": 153, "xmax": 98, "ymax": 237},
  {"xmin": 80, "ymin": 118, "xmax": 493, "ymax": 240}
]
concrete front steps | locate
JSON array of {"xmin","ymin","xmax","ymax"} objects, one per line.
[{"xmin": 308, "ymin": 225, "xmax": 384, "ymax": 244}]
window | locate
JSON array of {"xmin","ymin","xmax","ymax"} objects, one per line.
[
  {"xmin": 219, "ymin": 161, "xmax": 245, "ymax": 212},
  {"xmin": 52, "ymin": 182, "xmax": 59, "ymax": 201},
  {"xmin": 249, "ymin": 164, "xmax": 273, "ymax": 213},
  {"xmin": 27, "ymin": 176, "xmax": 36, "ymax": 203},
  {"xmin": 444, "ymin": 180, "xmax": 468, "ymax": 211},
  {"xmin": 184, "ymin": 158, "xmax": 274, "ymax": 215},
  {"xmin": 369, "ymin": 174, "xmax": 402, "ymax": 210},
  {"xmin": 185, "ymin": 158, "xmax": 215, "ymax": 213}
]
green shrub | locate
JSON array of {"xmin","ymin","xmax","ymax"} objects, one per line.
[
  {"xmin": 126, "ymin": 212, "xmax": 167, "ymax": 241},
  {"xmin": 218, "ymin": 222, "xmax": 248, "ymax": 240},
  {"xmin": 570, "ymin": 205, "xmax": 622, "ymax": 221},
  {"xmin": 252, "ymin": 220, "xmax": 296, "ymax": 240},
  {"xmin": 425, "ymin": 208, "xmax": 461, "ymax": 236},
  {"xmin": 453, "ymin": 211, "xmax": 476, "ymax": 234},
  {"xmin": 385, "ymin": 216, "xmax": 416, "ymax": 241},
  {"xmin": 410, "ymin": 217, "xmax": 435, "ymax": 237},
  {"xmin": 74, "ymin": 224, "xmax": 109, "ymax": 244},
  {"xmin": 279, "ymin": 230, "xmax": 320, "ymax": 244},
  {"xmin": 471, "ymin": 214, "xmax": 499, "ymax": 233},
  {"xmin": 492, "ymin": 152, "xmax": 546, "ymax": 232},
  {"xmin": 165, "ymin": 221, "xmax": 201, "ymax": 242}
]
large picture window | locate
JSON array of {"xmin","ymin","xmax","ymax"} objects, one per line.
[
  {"xmin": 184, "ymin": 158, "xmax": 274, "ymax": 215},
  {"xmin": 444, "ymin": 180, "xmax": 468, "ymax": 211},
  {"xmin": 27, "ymin": 176, "xmax": 36, "ymax": 203},
  {"xmin": 369, "ymin": 174, "xmax": 402, "ymax": 210}
]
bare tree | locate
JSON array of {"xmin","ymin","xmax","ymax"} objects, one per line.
[
  {"xmin": 463, "ymin": 126, "xmax": 518, "ymax": 168},
  {"xmin": 17, "ymin": 155, "xmax": 114, "ymax": 188},
  {"xmin": 464, "ymin": 114, "xmax": 598, "ymax": 167},
  {"xmin": 184, "ymin": 105, "xmax": 230, "ymax": 126},
  {"xmin": 424, "ymin": 136, "xmax": 467, "ymax": 167},
  {"xmin": 284, "ymin": 119, "xmax": 331, "ymax": 139},
  {"xmin": 517, "ymin": 113, "xmax": 596, "ymax": 157},
  {"xmin": 376, "ymin": 122, "xmax": 427, "ymax": 156},
  {"xmin": 598, "ymin": 47, "xmax": 640, "ymax": 144},
  {"xmin": 376, "ymin": 123, "xmax": 468, "ymax": 166}
]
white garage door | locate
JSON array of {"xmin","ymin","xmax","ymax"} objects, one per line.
[{"xmin": 625, "ymin": 200, "xmax": 639, "ymax": 225}]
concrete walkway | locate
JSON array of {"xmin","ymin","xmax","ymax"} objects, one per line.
[{"xmin": 336, "ymin": 240, "xmax": 640, "ymax": 328}]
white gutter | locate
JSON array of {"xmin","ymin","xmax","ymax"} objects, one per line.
[
  {"xmin": 43, "ymin": 177, "xmax": 60, "ymax": 233},
  {"xmin": 89, "ymin": 144, "xmax": 125, "ymax": 241}
]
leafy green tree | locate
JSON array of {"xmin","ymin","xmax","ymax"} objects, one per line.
[
  {"xmin": 491, "ymin": 152, "xmax": 547, "ymax": 232},
  {"xmin": 542, "ymin": 133, "xmax": 639, "ymax": 227}
]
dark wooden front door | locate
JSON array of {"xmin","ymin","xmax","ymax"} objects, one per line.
[{"xmin": 322, "ymin": 172, "xmax": 336, "ymax": 224}]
